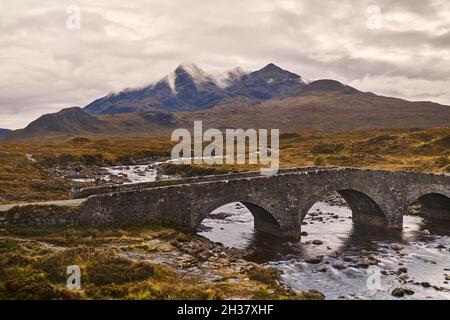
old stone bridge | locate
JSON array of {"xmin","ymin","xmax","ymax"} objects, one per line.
[{"xmin": 76, "ymin": 167, "xmax": 450, "ymax": 240}]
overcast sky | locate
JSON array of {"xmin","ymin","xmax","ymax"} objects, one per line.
[{"xmin": 1, "ymin": 0, "xmax": 449, "ymax": 129}]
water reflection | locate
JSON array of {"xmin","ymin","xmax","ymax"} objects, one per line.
[{"xmin": 198, "ymin": 201, "xmax": 450, "ymax": 300}]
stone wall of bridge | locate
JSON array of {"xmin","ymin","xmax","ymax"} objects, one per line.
[{"xmin": 78, "ymin": 168, "xmax": 450, "ymax": 240}]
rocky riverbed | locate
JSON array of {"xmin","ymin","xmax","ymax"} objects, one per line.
[
  {"xmin": 49, "ymin": 162, "xmax": 167, "ymax": 186},
  {"xmin": 199, "ymin": 200, "xmax": 450, "ymax": 300},
  {"xmin": 0, "ymin": 224, "xmax": 324, "ymax": 300}
]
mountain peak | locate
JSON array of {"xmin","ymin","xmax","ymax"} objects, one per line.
[
  {"xmin": 162, "ymin": 62, "xmax": 214, "ymax": 93},
  {"xmin": 214, "ymin": 67, "xmax": 248, "ymax": 88},
  {"xmin": 176, "ymin": 61, "xmax": 201, "ymax": 71},
  {"xmin": 175, "ymin": 63, "xmax": 209, "ymax": 81},
  {"xmin": 57, "ymin": 106, "xmax": 84, "ymax": 114},
  {"xmin": 85, "ymin": 63, "xmax": 308, "ymax": 114},
  {"xmin": 261, "ymin": 63, "xmax": 282, "ymax": 71},
  {"xmin": 301, "ymin": 79, "xmax": 359, "ymax": 94},
  {"xmin": 253, "ymin": 63, "xmax": 302, "ymax": 81}
]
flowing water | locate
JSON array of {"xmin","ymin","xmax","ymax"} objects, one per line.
[{"xmin": 198, "ymin": 201, "xmax": 450, "ymax": 300}]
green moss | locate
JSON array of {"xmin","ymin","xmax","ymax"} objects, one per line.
[
  {"xmin": 248, "ymin": 266, "xmax": 281, "ymax": 286},
  {"xmin": 313, "ymin": 156, "xmax": 326, "ymax": 166},
  {"xmin": 311, "ymin": 142, "xmax": 344, "ymax": 155},
  {"xmin": 1, "ymin": 269, "xmax": 82, "ymax": 300}
]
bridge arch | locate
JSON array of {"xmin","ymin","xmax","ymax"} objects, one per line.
[
  {"xmin": 301, "ymin": 187, "xmax": 390, "ymax": 228},
  {"xmin": 193, "ymin": 199, "xmax": 283, "ymax": 238},
  {"xmin": 406, "ymin": 190, "xmax": 450, "ymax": 221}
]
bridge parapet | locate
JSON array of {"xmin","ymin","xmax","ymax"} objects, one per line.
[
  {"xmin": 78, "ymin": 167, "xmax": 450, "ymax": 241},
  {"xmin": 72, "ymin": 166, "xmax": 338, "ymax": 199}
]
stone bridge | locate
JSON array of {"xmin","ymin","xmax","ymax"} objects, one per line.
[{"xmin": 78, "ymin": 167, "xmax": 450, "ymax": 240}]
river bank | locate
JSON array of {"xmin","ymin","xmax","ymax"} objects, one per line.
[
  {"xmin": 199, "ymin": 201, "xmax": 450, "ymax": 300},
  {"xmin": 0, "ymin": 224, "xmax": 324, "ymax": 300}
]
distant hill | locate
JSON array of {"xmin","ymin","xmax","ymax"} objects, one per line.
[
  {"xmin": 299, "ymin": 79, "xmax": 359, "ymax": 95},
  {"xmin": 3, "ymin": 63, "xmax": 450, "ymax": 141},
  {"xmin": 180, "ymin": 88, "xmax": 450, "ymax": 132},
  {"xmin": 2, "ymin": 107, "xmax": 179, "ymax": 140},
  {"xmin": 4, "ymin": 89, "xmax": 450, "ymax": 141},
  {"xmin": 0, "ymin": 128, "xmax": 12, "ymax": 136},
  {"xmin": 84, "ymin": 63, "xmax": 307, "ymax": 114},
  {"xmin": 4, "ymin": 107, "xmax": 110, "ymax": 140}
]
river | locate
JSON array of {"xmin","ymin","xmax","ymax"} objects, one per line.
[
  {"xmin": 72, "ymin": 163, "xmax": 450, "ymax": 299},
  {"xmin": 198, "ymin": 201, "xmax": 450, "ymax": 300}
]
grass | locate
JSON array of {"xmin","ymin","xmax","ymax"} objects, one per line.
[
  {"xmin": 0, "ymin": 224, "xmax": 321, "ymax": 300},
  {"xmin": 0, "ymin": 127, "xmax": 449, "ymax": 204},
  {"xmin": 2, "ymin": 127, "xmax": 448, "ymax": 300},
  {"xmin": 0, "ymin": 136, "xmax": 172, "ymax": 204}
]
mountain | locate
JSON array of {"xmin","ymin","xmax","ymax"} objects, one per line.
[
  {"xmin": 224, "ymin": 63, "xmax": 305, "ymax": 99},
  {"xmin": 84, "ymin": 63, "xmax": 307, "ymax": 115},
  {"xmin": 3, "ymin": 63, "xmax": 450, "ymax": 141},
  {"xmin": 8, "ymin": 86, "xmax": 450, "ymax": 141},
  {"xmin": 3, "ymin": 107, "xmax": 111, "ymax": 140},
  {"xmin": 1, "ymin": 107, "xmax": 180, "ymax": 140},
  {"xmin": 300, "ymin": 79, "xmax": 360, "ymax": 95},
  {"xmin": 181, "ymin": 88, "xmax": 450, "ymax": 132},
  {"xmin": 0, "ymin": 128, "xmax": 12, "ymax": 136}
]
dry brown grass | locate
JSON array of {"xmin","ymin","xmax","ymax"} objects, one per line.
[
  {"xmin": 0, "ymin": 127, "xmax": 449, "ymax": 204},
  {"xmin": 0, "ymin": 225, "xmax": 323, "ymax": 300}
]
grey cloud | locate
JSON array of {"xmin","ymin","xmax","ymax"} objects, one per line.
[{"xmin": 0, "ymin": 0, "xmax": 449, "ymax": 129}]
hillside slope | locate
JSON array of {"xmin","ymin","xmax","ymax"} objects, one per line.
[
  {"xmin": 0, "ymin": 129, "xmax": 12, "ymax": 136},
  {"xmin": 3, "ymin": 76, "xmax": 450, "ymax": 141},
  {"xmin": 2, "ymin": 108, "xmax": 179, "ymax": 140},
  {"xmin": 180, "ymin": 86, "xmax": 450, "ymax": 131},
  {"xmin": 84, "ymin": 63, "xmax": 306, "ymax": 114}
]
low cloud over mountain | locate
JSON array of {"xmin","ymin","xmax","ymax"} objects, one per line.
[
  {"xmin": 84, "ymin": 63, "xmax": 307, "ymax": 114},
  {"xmin": 3, "ymin": 63, "xmax": 450, "ymax": 140},
  {"xmin": 2, "ymin": 1, "xmax": 450, "ymax": 129}
]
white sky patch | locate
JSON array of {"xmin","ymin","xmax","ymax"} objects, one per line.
[{"xmin": 350, "ymin": 75, "xmax": 450, "ymax": 104}]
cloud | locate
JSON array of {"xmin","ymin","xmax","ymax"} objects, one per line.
[
  {"xmin": 350, "ymin": 75, "xmax": 450, "ymax": 104},
  {"xmin": 0, "ymin": 0, "xmax": 449, "ymax": 128}
]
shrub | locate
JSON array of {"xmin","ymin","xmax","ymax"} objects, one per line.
[
  {"xmin": 311, "ymin": 143, "xmax": 344, "ymax": 154},
  {"xmin": 435, "ymin": 156, "xmax": 449, "ymax": 168},
  {"xmin": 159, "ymin": 163, "xmax": 230, "ymax": 177},
  {"xmin": 366, "ymin": 134, "xmax": 396, "ymax": 144},
  {"xmin": 314, "ymin": 156, "xmax": 326, "ymax": 166},
  {"xmin": 71, "ymin": 137, "xmax": 91, "ymax": 144},
  {"xmin": 280, "ymin": 132, "xmax": 299, "ymax": 140},
  {"xmin": 80, "ymin": 154, "xmax": 105, "ymax": 166},
  {"xmin": 248, "ymin": 266, "xmax": 281, "ymax": 286},
  {"xmin": 435, "ymin": 135, "xmax": 450, "ymax": 149}
]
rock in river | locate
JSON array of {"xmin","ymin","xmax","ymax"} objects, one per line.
[
  {"xmin": 391, "ymin": 287, "xmax": 414, "ymax": 297},
  {"xmin": 390, "ymin": 243, "xmax": 403, "ymax": 251},
  {"xmin": 397, "ymin": 267, "xmax": 408, "ymax": 274},
  {"xmin": 306, "ymin": 255, "xmax": 324, "ymax": 264}
]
